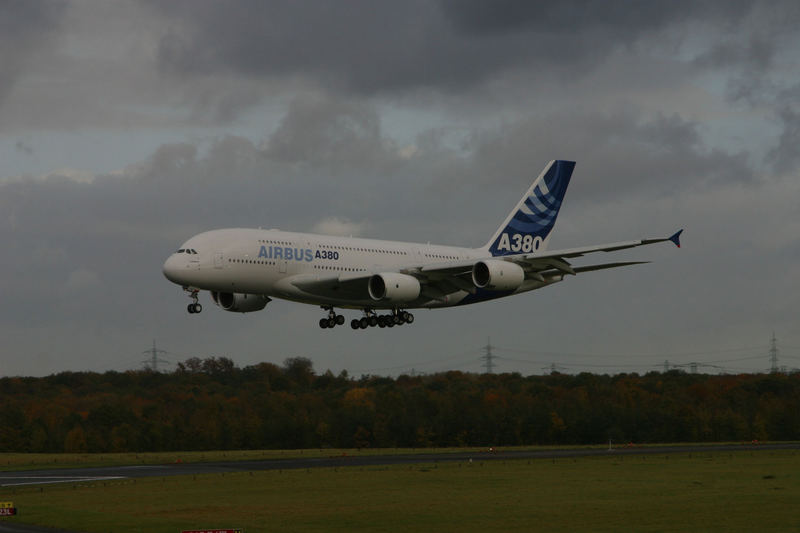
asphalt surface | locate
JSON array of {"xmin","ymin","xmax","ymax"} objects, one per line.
[{"xmin": 0, "ymin": 442, "xmax": 797, "ymax": 532}]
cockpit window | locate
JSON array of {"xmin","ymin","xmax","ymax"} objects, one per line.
[
  {"xmin": 177, "ymin": 249, "xmax": 185, "ymax": 253},
  {"xmin": 190, "ymin": 249, "xmax": 198, "ymax": 254}
]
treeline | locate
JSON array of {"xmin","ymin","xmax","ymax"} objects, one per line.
[{"xmin": 0, "ymin": 357, "xmax": 798, "ymax": 453}]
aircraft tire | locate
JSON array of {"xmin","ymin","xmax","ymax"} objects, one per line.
[
  {"xmin": 406, "ymin": 313, "xmax": 414, "ymax": 324},
  {"xmin": 336, "ymin": 315, "xmax": 345, "ymax": 326},
  {"xmin": 327, "ymin": 318, "xmax": 336, "ymax": 328},
  {"xmin": 319, "ymin": 318, "xmax": 329, "ymax": 329},
  {"xmin": 350, "ymin": 319, "xmax": 360, "ymax": 329},
  {"xmin": 369, "ymin": 316, "xmax": 378, "ymax": 327},
  {"xmin": 359, "ymin": 317, "xmax": 369, "ymax": 329}
]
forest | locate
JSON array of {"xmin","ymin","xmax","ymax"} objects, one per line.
[{"xmin": 0, "ymin": 357, "xmax": 798, "ymax": 453}]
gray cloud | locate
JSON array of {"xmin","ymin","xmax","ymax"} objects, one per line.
[
  {"xmin": 15, "ymin": 140, "xmax": 33, "ymax": 155},
  {"xmin": 462, "ymin": 111, "xmax": 753, "ymax": 203},
  {"xmin": 265, "ymin": 96, "xmax": 398, "ymax": 171},
  {"xmin": 0, "ymin": 0, "xmax": 66, "ymax": 105},
  {"xmin": 151, "ymin": 0, "xmax": 757, "ymax": 98},
  {"xmin": 768, "ymin": 104, "xmax": 800, "ymax": 175}
]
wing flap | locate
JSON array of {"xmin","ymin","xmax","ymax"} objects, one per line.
[{"xmin": 573, "ymin": 261, "xmax": 650, "ymax": 273}]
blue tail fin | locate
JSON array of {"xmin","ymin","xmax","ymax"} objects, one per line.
[{"xmin": 484, "ymin": 160, "xmax": 575, "ymax": 256}]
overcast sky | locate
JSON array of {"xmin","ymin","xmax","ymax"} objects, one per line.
[{"xmin": 2, "ymin": 0, "xmax": 800, "ymax": 377}]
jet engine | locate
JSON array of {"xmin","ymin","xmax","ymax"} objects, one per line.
[
  {"xmin": 472, "ymin": 260, "xmax": 525, "ymax": 291},
  {"xmin": 211, "ymin": 292, "xmax": 270, "ymax": 313},
  {"xmin": 368, "ymin": 273, "xmax": 421, "ymax": 302}
]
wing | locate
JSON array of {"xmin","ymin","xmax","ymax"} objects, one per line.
[
  {"xmin": 288, "ymin": 230, "xmax": 682, "ymax": 303},
  {"xmin": 419, "ymin": 230, "xmax": 683, "ymax": 287}
]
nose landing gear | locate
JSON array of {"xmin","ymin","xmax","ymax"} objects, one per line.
[{"xmin": 185, "ymin": 287, "xmax": 202, "ymax": 314}]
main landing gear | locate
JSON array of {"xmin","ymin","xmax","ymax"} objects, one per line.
[
  {"xmin": 318, "ymin": 307, "xmax": 416, "ymax": 330},
  {"xmin": 185, "ymin": 287, "xmax": 202, "ymax": 314},
  {"xmin": 319, "ymin": 306, "xmax": 346, "ymax": 329},
  {"xmin": 350, "ymin": 309, "xmax": 414, "ymax": 330}
]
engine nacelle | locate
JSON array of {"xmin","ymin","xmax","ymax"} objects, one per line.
[
  {"xmin": 472, "ymin": 260, "xmax": 525, "ymax": 291},
  {"xmin": 211, "ymin": 292, "xmax": 270, "ymax": 313},
  {"xmin": 368, "ymin": 273, "xmax": 421, "ymax": 302}
]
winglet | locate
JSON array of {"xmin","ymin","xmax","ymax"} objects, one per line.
[{"xmin": 668, "ymin": 229, "xmax": 683, "ymax": 248}]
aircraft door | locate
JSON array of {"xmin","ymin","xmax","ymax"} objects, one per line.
[{"xmin": 214, "ymin": 252, "xmax": 224, "ymax": 269}]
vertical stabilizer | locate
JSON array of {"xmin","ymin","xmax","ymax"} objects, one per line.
[{"xmin": 484, "ymin": 160, "xmax": 575, "ymax": 256}]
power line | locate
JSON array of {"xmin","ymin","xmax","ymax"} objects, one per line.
[
  {"xmin": 769, "ymin": 332, "xmax": 779, "ymax": 373},
  {"xmin": 479, "ymin": 337, "xmax": 497, "ymax": 374},
  {"xmin": 494, "ymin": 345, "xmax": 764, "ymax": 360},
  {"xmin": 141, "ymin": 340, "xmax": 170, "ymax": 372}
]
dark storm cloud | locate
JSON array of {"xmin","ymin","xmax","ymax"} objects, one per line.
[
  {"xmin": 0, "ymin": 0, "xmax": 66, "ymax": 105},
  {"xmin": 15, "ymin": 140, "xmax": 33, "ymax": 155},
  {"xmin": 151, "ymin": 0, "xmax": 756, "ymax": 97},
  {"xmin": 463, "ymin": 111, "xmax": 752, "ymax": 203},
  {"xmin": 768, "ymin": 104, "xmax": 800, "ymax": 175},
  {"xmin": 264, "ymin": 96, "xmax": 398, "ymax": 171}
]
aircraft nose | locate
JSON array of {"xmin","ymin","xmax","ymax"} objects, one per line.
[{"xmin": 162, "ymin": 255, "xmax": 182, "ymax": 283}]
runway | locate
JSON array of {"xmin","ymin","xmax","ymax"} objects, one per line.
[{"xmin": 0, "ymin": 442, "xmax": 796, "ymax": 533}]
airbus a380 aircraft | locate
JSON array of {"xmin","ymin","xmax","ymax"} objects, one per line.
[{"xmin": 163, "ymin": 160, "xmax": 682, "ymax": 330}]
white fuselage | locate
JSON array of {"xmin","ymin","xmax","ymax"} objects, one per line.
[{"xmin": 162, "ymin": 228, "xmax": 552, "ymax": 310}]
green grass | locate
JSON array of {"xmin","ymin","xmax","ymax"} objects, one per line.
[{"xmin": 2, "ymin": 450, "xmax": 798, "ymax": 532}]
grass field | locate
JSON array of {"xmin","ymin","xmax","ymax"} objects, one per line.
[{"xmin": 1, "ymin": 449, "xmax": 798, "ymax": 532}]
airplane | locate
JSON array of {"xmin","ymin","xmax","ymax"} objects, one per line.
[{"xmin": 162, "ymin": 160, "xmax": 682, "ymax": 330}]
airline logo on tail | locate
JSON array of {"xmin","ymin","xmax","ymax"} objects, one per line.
[{"xmin": 487, "ymin": 160, "xmax": 575, "ymax": 256}]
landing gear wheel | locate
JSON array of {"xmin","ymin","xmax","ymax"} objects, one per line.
[
  {"xmin": 359, "ymin": 317, "xmax": 369, "ymax": 329},
  {"xmin": 392, "ymin": 314, "xmax": 400, "ymax": 325},
  {"xmin": 401, "ymin": 311, "xmax": 411, "ymax": 322},
  {"xmin": 327, "ymin": 318, "xmax": 336, "ymax": 328},
  {"xmin": 369, "ymin": 316, "xmax": 378, "ymax": 327},
  {"xmin": 319, "ymin": 318, "xmax": 329, "ymax": 329},
  {"xmin": 378, "ymin": 316, "xmax": 387, "ymax": 327},
  {"xmin": 184, "ymin": 288, "xmax": 202, "ymax": 314},
  {"xmin": 336, "ymin": 315, "xmax": 345, "ymax": 326},
  {"xmin": 406, "ymin": 313, "xmax": 414, "ymax": 324},
  {"xmin": 351, "ymin": 319, "xmax": 360, "ymax": 330}
]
